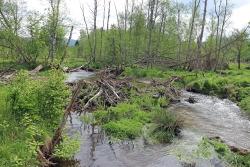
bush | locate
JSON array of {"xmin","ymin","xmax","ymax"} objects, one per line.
[
  {"xmin": 37, "ymin": 70, "xmax": 69, "ymax": 127},
  {"xmin": 8, "ymin": 70, "xmax": 69, "ymax": 128},
  {"xmin": 54, "ymin": 135, "xmax": 80, "ymax": 159}
]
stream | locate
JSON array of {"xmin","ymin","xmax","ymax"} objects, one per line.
[{"xmin": 63, "ymin": 71, "xmax": 250, "ymax": 167}]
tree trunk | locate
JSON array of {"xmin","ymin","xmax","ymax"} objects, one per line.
[
  {"xmin": 196, "ymin": 0, "xmax": 208, "ymax": 69},
  {"xmin": 99, "ymin": 0, "xmax": 106, "ymax": 59},
  {"xmin": 147, "ymin": 0, "xmax": 156, "ymax": 68},
  {"xmin": 237, "ymin": 49, "xmax": 241, "ymax": 69},
  {"xmin": 93, "ymin": 0, "xmax": 98, "ymax": 63},
  {"xmin": 186, "ymin": 0, "xmax": 200, "ymax": 68}
]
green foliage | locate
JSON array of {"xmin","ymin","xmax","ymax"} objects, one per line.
[
  {"xmin": 94, "ymin": 93, "xmax": 178, "ymax": 142},
  {"xmin": 103, "ymin": 119, "xmax": 143, "ymax": 140},
  {"xmin": 8, "ymin": 70, "xmax": 69, "ymax": 128},
  {"xmin": 195, "ymin": 138, "xmax": 213, "ymax": 159},
  {"xmin": 54, "ymin": 135, "xmax": 80, "ymax": 159},
  {"xmin": 208, "ymin": 138, "xmax": 250, "ymax": 167},
  {"xmin": 0, "ymin": 70, "xmax": 70, "ymax": 166},
  {"xmin": 150, "ymin": 109, "xmax": 180, "ymax": 143},
  {"xmin": 124, "ymin": 67, "xmax": 165, "ymax": 78},
  {"xmin": 37, "ymin": 70, "xmax": 69, "ymax": 127},
  {"xmin": 240, "ymin": 97, "xmax": 250, "ymax": 114},
  {"xmin": 124, "ymin": 65, "xmax": 250, "ymax": 114},
  {"xmin": 94, "ymin": 103, "xmax": 151, "ymax": 125}
]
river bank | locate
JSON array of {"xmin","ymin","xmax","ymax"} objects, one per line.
[{"xmin": 0, "ymin": 64, "xmax": 250, "ymax": 166}]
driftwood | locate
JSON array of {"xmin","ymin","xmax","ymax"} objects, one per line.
[{"xmin": 30, "ymin": 65, "xmax": 43, "ymax": 75}]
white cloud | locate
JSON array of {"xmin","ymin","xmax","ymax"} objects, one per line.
[
  {"xmin": 25, "ymin": 0, "xmax": 130, "ymax": 39},
  {"xmin": 25, "ymin": 0, "xmax": 250, "ymax": 39},
  {"xmin": 230, "ymin": 1, "xmax": 250, "ymax": 30}
]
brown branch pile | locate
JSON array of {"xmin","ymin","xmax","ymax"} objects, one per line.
[
  {"xmin": 0, "ymin": 69, "xmax": 16, "ymax": 84},
  {"xmin": 37, "ymin": 69, "xmax": 131, "ymax": 166},
  {"xmin": 74, "ymin": 77, "xmax": 132, "ymax": 114},
  {"xmin": 151, "ymin": 76, "xmax": 182, "ymax": 102}
]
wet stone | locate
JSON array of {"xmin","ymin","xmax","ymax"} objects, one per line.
[{"xmin": 186, "ymin": 96, "xmax": 197, "ymax": 104}]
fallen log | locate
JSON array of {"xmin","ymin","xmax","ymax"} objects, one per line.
[
  {"xmin": 38, "ymin": 81, "xmax": 86, "ymax": 166},
  {"xmin": 30, "ymin": 65, "xmax": 43, "ymax": 75}
]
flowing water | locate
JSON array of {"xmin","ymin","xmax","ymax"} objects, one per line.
[
  {"xmin": 63, "ymin": 72, "xmax": 250, "ymax": 167},
  {"xmin": 65, "ymin": 70, "xmax": 94, "ymax": 83}
]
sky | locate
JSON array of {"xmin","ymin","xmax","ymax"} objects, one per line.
[{"xmin": 25, "ymin": 0, "xmax": 250, "ymax": 39}]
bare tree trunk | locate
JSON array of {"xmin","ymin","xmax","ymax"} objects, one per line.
[
  {"xmin": 156, "ymin": 4, "xmax": 165, "ymax": 58},
  {"xmin": 93, "ymin": 0, "xmax": 98, "ymax": 63},
  {"xmin": 176, "ymin": 7, "xmax": 181, "ymax": 65},
  {"xmin": 147, "ymin": 0, "xmax": 156, "ymax": 68},
  {"xmin": 129, "ymin": 0, "xmax": 135, "ymax": 58},
  {"xmin": 99, "ymin": 0, "xmax": 106, "ymax": 59},
  {"xmin": 214, "ymin": 0, "xmax": 222, "ymax": 69},
  {"xmin": 48, "ymin": 0, "xmax": 61, "ymax": 64},
  {"xmin": 60, "ymin": 26, "xmax": 74, "ymax": 65},
  {"xmin": 106, "ymin": 1, "xmax": 111, "ymax": 31},
  {"xmin": 196, "ymin": 0, "xmax": 208, "ymax": 69},
  {"xmin": 237, "ymin": 49, "xmax": 241, "ymax": 69},
  {"xmin": 114, "ymin": 2, "xmax": 123, "ymax": 69},
  {"xmin": 216, "ymin": 0, "xmax": 228, "ymax": 69},
  {"xmin": 124, "ymin": 0, "xmax": 129, "ymax": 64},
  {"xmin": 81, "ymin": 5, "xmax": 93, "ymax": 63},
  {"xmin": 186, "ymin": 0, "xmax": 200, "ymax": 68}
]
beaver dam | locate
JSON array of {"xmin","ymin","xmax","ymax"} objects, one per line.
[{"xmin": 39, "ymin": 69, "xmax": 250, "ymax": 167}]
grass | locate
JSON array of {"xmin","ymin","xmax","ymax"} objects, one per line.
[
  {"xmin": 199, "ymin": 138, "xmax": 250, "ymax": 167},
  {"xmin": 0, "ymin": 84, "xmax": 37, "ymax": 166},
  {"xmin": 123, "ymin": 64, "xmax": 250, "ymax": 114},
  {"xmin": 93, "ymin": 89, "xmax": 180, "ymax": 142},
  {"xmin": 0, "ymin": 70, "xmax": 76, "ymax": 166}
]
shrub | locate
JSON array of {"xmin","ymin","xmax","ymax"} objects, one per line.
[
  {"xmin": 8, "ymin": 71, "xmax": 39, "ymax": 119},
  {"xmin": 8, "ymin": 70, "xmax": 69, "ymax": 128},
  {"xmin": 54, "ymin": 135, "xmax": 80, "ymax": 159},
  {"xmin": 37, "ymin": 70, "xmax": 69, "ymax": 127}
]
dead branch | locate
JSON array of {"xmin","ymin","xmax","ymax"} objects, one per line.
[{"xmin": 81, "ymin": 88, "xmax": 103, "ymax": 113}]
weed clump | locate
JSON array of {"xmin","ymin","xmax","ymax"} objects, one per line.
[
  {"xmin": 103, "ymin": 119, "xmax": 143, "ymax": 140},
  {"xmin": 208, "ymin": 138, "xmax": 250, "ymax": 167},
  {"xmin": 150, "ymin": 109, "xmax": 181, "ymax": 143},
  {"xmin": 94, "ymin": 93, "xmax": 180, "ymax": 143}
]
